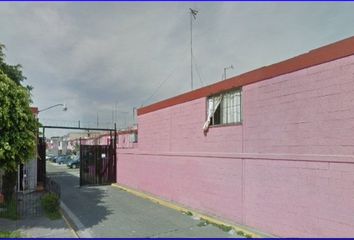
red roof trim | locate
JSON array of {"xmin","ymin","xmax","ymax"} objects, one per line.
[{"xmin": 138, "ymin": 36, "xmax": 354, "ymax": 116}]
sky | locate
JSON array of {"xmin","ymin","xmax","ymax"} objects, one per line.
[{"xmin": 1, "ymin": 2, "xmax": 354, "ymax": 137}]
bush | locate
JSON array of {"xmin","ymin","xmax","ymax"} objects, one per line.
[{"xmin": 41, "ymin": 193, "xmax": 60, "ymax": 220}]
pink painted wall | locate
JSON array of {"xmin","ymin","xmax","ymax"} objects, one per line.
[{"xmin": 117, "ymin": 55, "xmax": 354, "ymax": 237}]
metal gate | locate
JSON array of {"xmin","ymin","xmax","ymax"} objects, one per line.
[
  {"xmin": 37, "ymin": 137, "xmax": 46, "ymax": 186},
  {"xmin": 80, "ymin": 138, "xmax": 116, "ymax": 186},
  {"xmin": 41, "ymin": 124, "xmax": 117, "ymax": 187}
]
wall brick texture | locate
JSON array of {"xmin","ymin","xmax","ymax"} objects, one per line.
[{"xmin": 117, "ymin": 55, "xmax": 354, "ymax": 237}]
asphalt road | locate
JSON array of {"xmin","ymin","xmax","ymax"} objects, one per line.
[{"xmin": 46, "ymin": 161, "xmax": 241, "ymax": 238}]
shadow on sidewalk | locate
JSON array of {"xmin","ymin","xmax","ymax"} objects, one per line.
[{"xmin": 47, "ymin": 169, "xmax": 113, "ymax": 229}]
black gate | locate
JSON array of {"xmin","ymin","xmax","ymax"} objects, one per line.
[
  {"xmin": 41, "ymin": 124, "xmax": 117, "ymax": 187},
  {"xmin": 37, "ymin": 137, "xmax": 46, "ymax": 187},
  {"xmin": 80, "ymin": 137, "xmax": 116, "ymax": 186}
]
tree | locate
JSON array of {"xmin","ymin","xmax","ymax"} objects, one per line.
[
  {"xmin": 0, "ymin": 44, "xmax": 27, "ymax": 87},
  {"xmin": 0, "ymin": 44, "xmax": 37, "ymax": 202}
]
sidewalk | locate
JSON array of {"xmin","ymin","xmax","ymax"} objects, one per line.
[
  {"xmin": 47, "ymin": 163, "xmax": 242, "ymax": 238},
  {"xmin": 0, "ymin": 216, "xmax": 76, "ymax": 238}
]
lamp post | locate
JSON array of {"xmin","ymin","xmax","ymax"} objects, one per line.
[
  {"xmin": 39, "ymin": 103, "xmax": 67, "ymax": 113},
  {"xmin": 38, "ymin": 104, "xmax": 67, "ymax": 138}
]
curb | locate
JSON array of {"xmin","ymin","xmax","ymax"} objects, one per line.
[
  {"xmin": 60, "ymin": 200, "xmax": 94, "ymax": 238},
  {"xmin": 60, "ymin": 208, "xmax": 79, "ymax": 238},
  {"xmin": 112, "ymin": 183, "xmax": 273, "ymax": 238}
]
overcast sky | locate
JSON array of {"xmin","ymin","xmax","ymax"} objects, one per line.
[{"xmin": 1, "ymin": 2, "xmax": 354, "ymax": 137}]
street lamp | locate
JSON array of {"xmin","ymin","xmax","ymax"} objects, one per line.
[{"xmin": 39, "ymin": 103, "xmax": 67, "ymax": 113}]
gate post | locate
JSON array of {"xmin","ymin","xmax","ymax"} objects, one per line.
[
  {"xmin": 79, "ymin": 137, "xmax": 82, "ymax": 187},
  {"xmin": 114, "ymin": 123, "xmax": 117, "ymax": 183}
]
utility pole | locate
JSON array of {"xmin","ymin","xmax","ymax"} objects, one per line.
[
  {"xmin": 96, "ymin": 112, "xmax": 99, "ymax": 127},
  {"xmin": 115, "ymin": 101, "xmax": 118, "ymax": 125},
  {"xmin": 190, "ymin": 8, "xmax": 198, "ymax": 91}
]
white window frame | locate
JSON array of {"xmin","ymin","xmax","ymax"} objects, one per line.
[{"xmin": 203, "ymin": 88, "xmax": 242, "ymax": 131}]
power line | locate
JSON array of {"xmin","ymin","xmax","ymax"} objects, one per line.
[
  {"xmin": 192, "ymin": 54, "xmax": 205, "ymax": 87},
  {"xmin": 142, "ymin": 69, "xmax": 176, "ymax": 106}
]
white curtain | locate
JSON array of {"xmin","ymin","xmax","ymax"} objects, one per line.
[
  {"xmin": 222, "ymin": 91, "xmax": 241, "ymax": 124},
  {"xmin": 203, "ymin": 95, "xmax": 222, "ymax": 131}
]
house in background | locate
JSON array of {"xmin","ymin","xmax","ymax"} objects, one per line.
[
  {"xmin": 115, "ymin": 36, "xmax": 354, "ymax": 237},
  {"xmin": 46, "ymin": 136, "xmax": 61, "ymax": 156}
]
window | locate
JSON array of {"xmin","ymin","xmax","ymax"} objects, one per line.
[
  {"xmin": 129, "ymin": 132, "xmax": 138, "ymax": 143},
  {"xmin": 203, "ymin": 89, "xmax": 242, "ymax": 131}
]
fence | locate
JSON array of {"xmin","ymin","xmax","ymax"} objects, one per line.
[
  {"xmin": 5, "ymin": 177, "xmax": 62, "ymax": 218},
  {"xmin": 45, "ymin": 177, "xmax": 61, "ymax": 198},
  {"xmin": 15, "ymin": 191, "xmax": 44, "ymax": 218}
]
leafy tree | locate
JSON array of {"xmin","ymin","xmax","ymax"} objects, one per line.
[
  {"xmin": 0, "ymin": 44, "xmax": 29, "ymax": 88},
  {"xmin": 0, "ymin": 44, "xmax": 37, "ymax": 202}
]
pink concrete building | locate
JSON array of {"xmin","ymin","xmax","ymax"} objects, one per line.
[{"xmin": 116, "ymin": 36, "xmax": 354, "ymax": 237}]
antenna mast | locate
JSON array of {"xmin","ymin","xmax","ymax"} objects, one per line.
[{"xmin": 190, "ymin": 8, "xmax": 198, "ymax": 91}]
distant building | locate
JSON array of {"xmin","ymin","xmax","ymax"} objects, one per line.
[{"xmin": 47, "ymin": 131, "xmax": 107, "ymax": 156}]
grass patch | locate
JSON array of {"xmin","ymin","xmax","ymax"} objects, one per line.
[
  {"xmin": 0, "ymin": 199, "xmax": 19, "ymax": 220},
  {"xmin": 197, "ymin": 220, "xmax": 209, "ymax": 227},
  {"xmin": 237, "ymin": 230, "xmax": 245, "ymax": 236},
  {"xmin": 217, "ymin": 224, "xmax": 233, "ymax": 232},
  {"xmin": 41, "ymin": 193, "xmax": 61, "ymax": 220},
  {"xmin": 181, "ymin": 210, "xmax": 193, "ymax": 216},
  {"xmin": 237, "ymin": 230, "xmax": 253, "ymax": 238},
  {"xmin": 197, "ymin": 218, "xmax": 254, "ymax": 237},
  {"xmin": 0, "ymin": 231, "xmax": 21, "ymax": 238},
  {"xmin": 198, "ymin": 218, "xmax": 233, "ymax": 232},
  {"xmin": 46, "ymin": 210, "xmax": 61, "ymax": 220}
]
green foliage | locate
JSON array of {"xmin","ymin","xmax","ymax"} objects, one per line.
[
  {"xmin": 0, "ymin": 231, "xmax": 21, "ymax": 238},
  {"xmin": 0, "ymin": 71, "xmax": 38, "ymax": 172},
  {"xmin": 41, "ymin": 193, "xmax": 61, "ymax": 220},
  {"xmin": 218, "ymin": 224, "xmax": 232, "ymax": 232},
  {"xmin": 245, "ymin": 233, "xmax": 253, "ymax": 238},
  {"xmin": 2, "ymin": 170, "xmax": 17, "ymax": 202},
  {"xmin": 0, "ymin": 44, "xmax": 27, "ymax": 86},
  {"xmin": 0, "ymin": 198, "xmax": 18, "ymax": 220},
  {"xmin": 186, "ymin": 211, "xmax": 193, "ymax": 216},
  {"xmin": 237, "ymin": 230, "xmax": 245, "ymax": 236},
  {"xmin": 181, "ymin": 210, "xmax": 193, "ymax": 216},
  {"xmin": 197, "ymin": 218, "xmax": 234, "ymax": 233},
  {"xmin": 0, "ymin": 43, "xmax": 37, "ymax": 202}
]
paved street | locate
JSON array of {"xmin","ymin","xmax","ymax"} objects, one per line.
[{"xmin": 47, "ymin": 162, "xmax": 240, "ymax": 238}]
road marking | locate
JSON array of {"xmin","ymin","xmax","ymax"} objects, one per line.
[{"xmin": 60, "ymin": 201, "xmax": 94, "ymax": 238}]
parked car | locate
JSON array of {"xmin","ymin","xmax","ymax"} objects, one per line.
[
  {"xmin": 51, "ymin": 155, "xmax": 60, "ymax": 163},
  {"xmin": 67, "ymin": 156, "xmax": 80, "ymax": 169},
  {"xmin": 57, "ymin": 155, "xmax": 73, "ymax": 165}
]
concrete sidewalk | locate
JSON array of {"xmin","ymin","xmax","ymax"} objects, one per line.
[
  {"xmin": 47, "ymin": 162, "xmax": 243, "ymax": 238},
  {"xmin": 0, "ymin": 216, "xmax": 76, "ymax": 238}
]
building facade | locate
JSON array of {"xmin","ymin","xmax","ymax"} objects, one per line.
[{"xmin": 115, "ymin": 36, "xmax": 354, "ymax": 237}]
